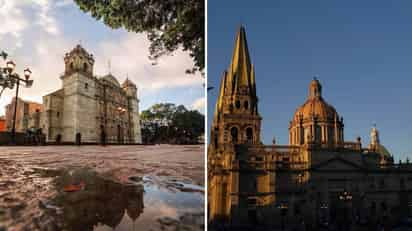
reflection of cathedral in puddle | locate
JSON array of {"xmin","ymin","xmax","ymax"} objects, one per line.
[
  {"xmin": 208, "ymin": 26, "xmax": 412, "ymax": 229},
  {"xmin": 54, "ymin": 170, "xmax": 144, "ymax": 230}
]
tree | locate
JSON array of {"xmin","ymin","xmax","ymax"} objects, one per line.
[
  {"xmin": 0, "ymin": 50, "xmax": 8, "ymax": 98},
  {"xmin": 140, "ymin": 103, "xmax": 204, "ymax": 144},
  {"xmin": 141, "ymin": 103, "xmax": 177, "ymax": 121},
  {"xmin": 0, "ymin": 51, "xmax": 7, "ymax": 60},
  {"xmin": 172, "ymin": 109, "xmax": 204, "ymax": 142},
  {"xmin": 74, "ymin": 0, "xmax": 204, "ymax": 74}
]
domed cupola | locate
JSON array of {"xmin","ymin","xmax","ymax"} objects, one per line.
[
  {"xmin": 368, "ymin": 124, "xmax": 392, "ymax": 158},
  {"xmin": 289, "ymin": 78, "xmax": 344, "ymax": 147},
  {"xmin": 122, "ymin": 78, "xmax": 138, "ymax": 98},
  {"xmin": 101, "ymin": 73, "xmax": 121, "ymax": 88},
  {"xmin": 64, "ymin": 44, "xmax": 94, "ymax": 77}
]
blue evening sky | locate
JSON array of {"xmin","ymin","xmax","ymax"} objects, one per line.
[{"xmin": 207, "ymin": 0, "xmax": 412, "ymax": 161}]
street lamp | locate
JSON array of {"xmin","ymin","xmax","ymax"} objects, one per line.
[
  {"xmin": 4, "ymin": 60, "xmax": 34, "ymax": 144},
  {"xmin": 6, "ymin": 60, "xmax": 15, "ymax": 73},
  {"xmin": 117, "ymin": 106, "xmax": 127, "ymax": 143},
  {"xmin": 277, "ymin": 203, "xmax": 288, "ymax": 230},
  {"xmin": 338, "ymin": 191, "xmax": 352, "ymax": 228},
  {"xmin": 339, "ymin": 191, "xmax": 353, "ymax": 201},
  {"xmin": 0, "ymin": 57, "xmax": 33, "ymax": 96}
]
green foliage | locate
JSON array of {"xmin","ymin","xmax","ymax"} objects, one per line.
[
  {"xmin": 0, "ymin": 51, "xmax": 7, "ymax": 60},
  {"xmin": 140, "ymin": 102, "xmax": 204, "ymax": 144},
  {"xmin": 172, "ymin": 109, "xmax": 204, "ymax": 139},
  {"xmin": 140, "ymin": 103, "xmax": 181, "ymax": 121},
  {"xmin": 73, "ymin": 0, "xmax": 204, "ymax": 73}
]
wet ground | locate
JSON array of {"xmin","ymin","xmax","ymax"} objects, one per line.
[{"xmin": 0, "ymin": 145, "xmax": 204, "ymax": 231}]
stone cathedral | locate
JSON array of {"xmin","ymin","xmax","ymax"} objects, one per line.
[
  {"xmin": 208, "ymin": 27, "xmax": 412, "ymax": 229},
  {"xmin": 41, "ymin": 45, "xmax": 142, "ymax": 144}
]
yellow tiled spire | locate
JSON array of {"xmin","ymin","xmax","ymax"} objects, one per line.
[
  {"xmin": 228, "ymin": 25, "xmax": 253, "ymax": 93},
  {"xmin": 214, "ymin": 71, "xmax": 227, "ymax": 121},
  {"xmin": 213, "ymin": 25, "xmax": 259, "ymax": 122}
]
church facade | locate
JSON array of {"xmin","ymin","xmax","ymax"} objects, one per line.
[
  {"xmin": 208, "ymin": 27, "xmax": 412, "ymax": 229},
  {"xmin": 41, "ymin": 45, "xmax": 142, "ymax": 144}
]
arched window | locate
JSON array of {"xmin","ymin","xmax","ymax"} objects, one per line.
[
  {"xmin": 70, "ymin": 62, "xmax": 74, "ymax": 69},
  {"xmin": 230, "ymin": 127, "xmax": 238, "ymax": 143},
  {"xmin": 244, "ymin": 100, "xmax": 249, "ymax": 110},
  {"xmin": 235, "ymin": 100, "xmax": 241, "ymax": 109},
  {"xmin": 229, "ymin": 103, "xmax": 234, "ymax": 112},
  {"xmin": 214, "ymin": 128, "xmax": 218, "ymax": 147},
  {"xmin": 315, "ymin": 124, "xmax": 321, "ymax": 143},
  {"xmin": 246, "ymin": 127, "xmax": 253, "ymax": 143},
  {"xmin": 83, "ymin": 63, "xmax": 88, "ymax": 71},
  {"xmin": 328, "ymin": 126, "xmax": 334, "ymax": 144}
]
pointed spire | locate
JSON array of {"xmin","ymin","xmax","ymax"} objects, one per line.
[
  {"xmin": 214, "ymin": 71, "xmax": 227, "ymax": 121},
  {"xmin": 228, "ymin": 25, "xmax": 253, "ymax": 92}
]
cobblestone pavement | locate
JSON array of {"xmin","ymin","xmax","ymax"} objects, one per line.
[{"xmin": 0, "ymin": 145, "xmax": 205, "ymax": 231}]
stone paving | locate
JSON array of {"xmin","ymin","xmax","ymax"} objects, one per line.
[{"xmin": 0, "ymin": 145, "xmax": 205, "ymax": 230}]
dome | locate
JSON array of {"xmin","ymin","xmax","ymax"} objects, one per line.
[
  {"xmin": 289, "ymin": 78, "xmax": 344, "ymax": 146},
  {"xmin": 293, "ymin": 97, "xmax": 339, "ymax": 122},
  {"xmin": 71, "ymin": 44, "xmax": 88, "ymax": 54},
  {"xmin": 122, "ymin": 78, "xmax": 136, "ymax": 88},
  {"xmin": 376, "ymin": 144, "xmax": 391, "ymax": 157},
  {"xmin": 292, "ymin": 78, "xmax": 339, "ymax": 123},
  {"xmin": 101, "ymin": 74, "xmax": 121, "ymax": 87},
  {"xmin": 65, "ymin": 44, "xmax": 93, "ymax": 59},
  {"xmin": 368, "ymin": 125, "xmax": 391, "ymax": 157}
]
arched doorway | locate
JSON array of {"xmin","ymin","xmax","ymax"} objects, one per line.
[
  {"xmin": 230, "ymin": 127, "xmax": 238, "ymax": 144},
  {"xmin": 55, "ymin": 134, "xmax": 62, "ymax": 144},
  {"xmin": 75, "ymin": 133, "xmax": 81, "ymax": 145},
  {"xmin": 117, "ymin": 125, "xmax": 123, "ymax": 143},
  {"xmin": 100, "ymin": 125, "xmax": 106, "ymax": 145}
]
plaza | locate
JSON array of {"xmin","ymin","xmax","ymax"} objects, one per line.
[{"xmin": 0, "ymin": 145, "xmax": 204, "ymax": 230}]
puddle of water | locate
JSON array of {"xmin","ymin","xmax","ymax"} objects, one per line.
[{"xmin": 46, "ymin": 168, "xmax": 204, "ymax": 231}]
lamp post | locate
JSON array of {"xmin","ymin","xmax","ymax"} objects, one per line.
[
  {"xmin": 277, "ymin": 203, "xmax": 288, "ymax": 230},
  {"xmin": 1, "ymin": 59, "xmax": 33, "ymax": 144},
  {"xmin": 117, "ymin": 106, "xmax": 127, "ymax": 143},
  {"xmin": 338, "ymin": 191, "xmax": 352, "ymax": 230}
]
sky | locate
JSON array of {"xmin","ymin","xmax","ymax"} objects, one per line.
[
  {"xmin": 0, "ymin": 0, "xmax": 205, "ymax": 114},
  {"xmin": 208, "ymin": 0, "xmax": 412, "ymax": 162}
]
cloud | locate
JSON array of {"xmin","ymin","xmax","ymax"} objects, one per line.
[
  {"xmin": 191, "ymin": 97, "xmax": 205, "ymax": 114},
  {"xmin": 35, "ymin": 0, "xmax": 60, "ymax": 35},
  {"xmin": 0, "ymin": 1, "xmax": 29, "ymax": 51},
  {"xmin": 0, "ymin": 0, "xmax": 62, "ymax": 52},
  {"xmin": 95, "ymin": 34, "xmax": 203, "ymax": 94}
]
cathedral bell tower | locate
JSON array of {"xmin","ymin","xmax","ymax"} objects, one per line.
[
  {"xmin": 63, "ymin": 44, "xmax": 94, "ymax": 77},
  {"xmin": 60, "ymin": 44, "xmax": 97, "ymax": 143},
  {"xmin": 211, "ymin": 26, "xmax": 261, "ymax": 148},
  {"xmin": 122, "ymin": 78, "xmax": 142, "ymax": 143}
]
